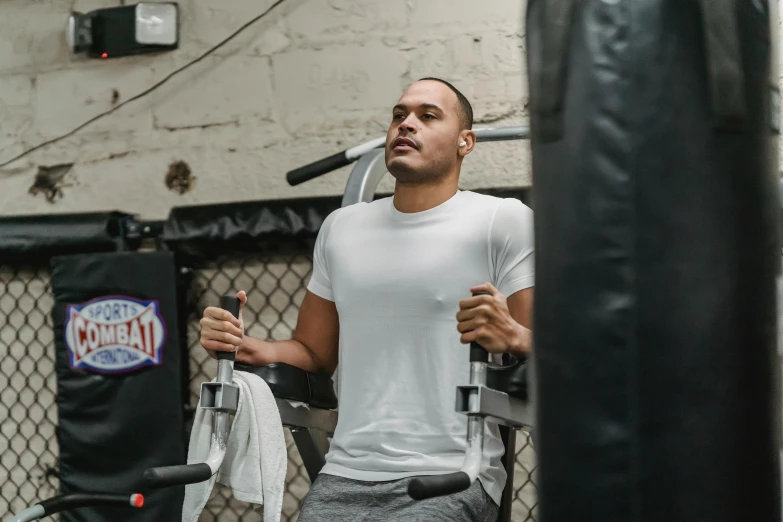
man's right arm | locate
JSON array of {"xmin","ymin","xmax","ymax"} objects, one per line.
[
  {"xmin": 238, "ymin": 289, "xmax": 339, "ymax": 374},
  {"xmin": 199, "ymin": 289, "xmax": 339, "ymax": 375},
  {"xmin": 202, "ymin": 208, "xmax": 342, "ymax": 375}
]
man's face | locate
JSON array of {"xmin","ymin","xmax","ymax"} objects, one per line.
[{"xmin": 385, "ymin": 80, "xmax": 463, "ymax": 184}]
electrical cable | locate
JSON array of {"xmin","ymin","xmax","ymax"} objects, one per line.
[{"xmin": 0, "ymin": 0, "xmax": 286, "ymax": 169}]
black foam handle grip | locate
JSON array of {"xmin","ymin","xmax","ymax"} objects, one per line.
[
  {"xmin": 143, "ymin": 463, "xmax": 213, "ymax": 489},
  {"xmin": 220, "ymin": 295, "xmax": 241, "ymax": 318},
  {"xmin": 469, "ymin": 291, "xmax": 491, "ymax": 363},
  {"xmin": 216, "ymin": 350, "xmax": 235, "ymax": 361},
  {"xmin": 286, "ymin": 151, "xmax": 352, "ymax": 186},
  {"xmin": 408, "ymin": 472, "xmax": 472, "ymax": 500},
  {"xmin": 218, "ymin": 295, "xmax": 241, "ymax": 362},
  {"xmin": 40, "ymin": 493, "xmax": 141, "ymax": 514}
]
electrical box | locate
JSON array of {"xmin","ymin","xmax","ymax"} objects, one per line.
[{"xmin": 67, "ymin": 2, "xmax": 179, "ymax": 59}]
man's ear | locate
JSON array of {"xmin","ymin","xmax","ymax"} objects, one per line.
[{"xmin": 458, "ymin": 130, "xmax": 477, "ymax": 157}]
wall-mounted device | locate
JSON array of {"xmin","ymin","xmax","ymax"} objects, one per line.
[{"xmin": 67, "ymin": 2, "xmax": 179, "ymax": 59}]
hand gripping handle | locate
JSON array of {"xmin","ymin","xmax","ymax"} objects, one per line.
[{"xmin": 143, "ymin": 295, "xmax": 241, "ymax": 489}]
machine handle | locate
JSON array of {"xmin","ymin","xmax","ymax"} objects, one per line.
[
  {"xmin": 220, "ymin": 295, "xmax": 241, "ymax": 318},
  {"xmin": 218, "ymin": 295, "xmax": 241, "ymax": 362},
  {"xmin": 407, "ymin": 472, "xmax": 472, "ymax": 500},
  {"xmin": 11, "ymin": 492, "xmax": 144, "ymax": 522},
  {"xmin": 143, "ymin": 463, "xmax": 213, "ymax": 489},
  {"xmin": 469, "ymin": 291, "xmax": 490, "ymax": 363},
  {"xmin": 284, "ymin": 127, "xmax": 530, "ymax": 187},
  {"xmin": 286, "ymin": 151, "xmax": 352, "ymax": 186},
  {"xmin": 41, "ymin": 492, "xmax": 144, "ymax": 513}
]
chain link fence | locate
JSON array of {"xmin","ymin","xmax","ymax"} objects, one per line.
[
  {"xmin": 0, "ymin": 241, "xmax": 538, "ymax": 521},
  {"xmin": 0, "ymin": 264, "xmax": 60, "ymax": 518}
]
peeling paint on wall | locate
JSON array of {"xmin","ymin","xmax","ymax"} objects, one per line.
[
  {"xmin": 28, "ymin": 163, "xmax": 74, "ymax": 203},
  {"xmin": 164, "ymin": 160, "xmax": 195, "ymax": 194}
]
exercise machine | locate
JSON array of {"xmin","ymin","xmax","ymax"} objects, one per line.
[
  {"xmin": 407, "ymin": 294, "xmax": 532, "ymax": 501},
  {"xmin": 143, "ymin": 126, "xmax": 535, "ymax": 522},
  {"xmin": 9, "ymin": 492, "xmax": 144, "ymax": 522},
  {"xmin": 144, "ymin": 298, "xmax": 531, "ymax": 511},
  {"xmin": 143, "ymin": 296, "xmax": 338, "ymax": 487},
  {"xmin": 286, "ymin": 125, "xmax": 530, "ymax": 206}
]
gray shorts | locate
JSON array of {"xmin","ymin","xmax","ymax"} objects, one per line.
[{"xmin": 297, "ymin": 473, "xmax": 499, "ymax": 522}]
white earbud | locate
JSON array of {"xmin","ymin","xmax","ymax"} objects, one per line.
[{"xmin": 459, "ymin": 141, "xmax": 467, "ymax": 148}]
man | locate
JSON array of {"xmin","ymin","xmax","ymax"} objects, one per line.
[{"xmin": 199, "ymin": 77, "xmax": 535, "ymax": 521}]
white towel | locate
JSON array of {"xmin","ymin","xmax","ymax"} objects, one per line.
[{"xmin": 181, "ymin": 371, "xmax": 287, "ymax": 522}]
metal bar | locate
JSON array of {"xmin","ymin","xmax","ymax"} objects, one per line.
[
  {"xmin": 342, "ymin": 148, "xmax": 388, "ymax": 207},
  {"xmin": 288, "ymin": 125, "xmax": 530, "ymax": 187},
  {"xmin": 340, "ymin": 127, "xmax": 531, "ymax": 209},
  {"xmin": 205, "ymin": 412, "xmax": 230, "ymax": 472},
  {"xmin": 277, "ymin": 399, "xmax": 338, "ymax": 434},
  {"xmin": 291, "ymin": 428, "xmax": 331, "ymax": 482},
  {"xmin": 10, "ymin": 505, "xmax": 44, "ymax": 522},
  {"xmin": 199, "ymin": 381, "xmax": 239, "ymax": 413},
  {"xmin": 460, "ymin": 357, "xmax": 488, "ymax": 482},
  {"xmin": 456, "ymin": 385, "xmax": 534, "ymax": 429},
  {"xmin": 473, "ymin": 126, "xmax": 531, "ymax": 142},
  {"xmin": 355, "ymin": 125, "xmax": 529, "ymax": 151},
  {"xmin": 216, "ymin": 358, "xmax": 233, "ymax": 383}
]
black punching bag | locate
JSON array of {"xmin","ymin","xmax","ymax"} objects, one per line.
[{"xmin": 526, "ymin": 1, "xmax": 781, "ymax": 521}]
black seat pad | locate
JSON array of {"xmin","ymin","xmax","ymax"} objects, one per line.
[
  {"xmin": 486, "ymin": 360, "xmax": 529, "ymax": 401},
  {"xmin": 234, "ymin": 362, "xmax": 338, "ymax": 410}
]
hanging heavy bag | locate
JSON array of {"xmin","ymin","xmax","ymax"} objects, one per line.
[{"xmin": 525, "ymin": 0, "xmax": 782, "ymax": 520}]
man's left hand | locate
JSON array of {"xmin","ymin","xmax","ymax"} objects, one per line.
[{"xmin": 456, "ymin": 282, "xmax": 531, "ymax": 356}]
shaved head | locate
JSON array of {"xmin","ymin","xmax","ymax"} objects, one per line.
[{"xmin": 417, "ymin": 77, "xmax": 473, "ymax": 130}]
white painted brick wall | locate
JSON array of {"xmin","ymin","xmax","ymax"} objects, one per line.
[
  {"xmin": 35, "ymin": 66, "xmax": 156, "ymax": 138},
  {"xmin": 0, "ymin": 1, "xmax": 75, "ymax": 75},
  {"xmin": 0, "ymin": 75, "xmax": 34, "ymax": 141},
  {"xmin": 0, "ymin": 0, "xmax": 530, "ymax": 219},
  {"xmin": 0, "ymin": 0, "xmax": 779, "ymax": 220},
  {"xmin": 154, "ymin": 55, "xmax": 275, "ymax": 129}
]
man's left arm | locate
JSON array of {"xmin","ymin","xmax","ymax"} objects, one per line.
[
  {"xmin": 457, "ymin": 198, "xmax": 535, "ymax": 357},
  {"xmin": 508, "ymin": 285, "xmax": 534, "ymax": 347},
  {"xmin": 508, "ymin": 287, "xmax": 533, "ymax": 330}
]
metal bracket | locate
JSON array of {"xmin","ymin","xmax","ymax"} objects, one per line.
[
  {"xmin": 455, "ymin": 385, "xmax": 534, "ymax": 429},
  {"xmin": 341, "ymin": 148, "xmax": 388, "ymax": 207},
  {"xmin": 199, "ymin": 382, "xmax": 240, "ymax": 413},
  {"xmin": 291, "ymin": 428, "xmax": 331, "ymax": 482},
  {"xmin": 123, "ymin": 217, "xmax": 164, "ymax": 240},
  {"xmin": 277, "ymin": 399, "xmax": 338, "ymax": 434}
]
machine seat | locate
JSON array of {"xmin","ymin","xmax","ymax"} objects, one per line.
[{"xmin": 234, "ymin": 362, "xmax": 338, "ymax": 410}]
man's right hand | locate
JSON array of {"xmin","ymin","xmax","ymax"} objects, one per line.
[
  {"xmin": 200, "ymin": 290, "xmax": 248, "ymax": 361},
  {"xmin": 199, "ymin": 289, "xmax": 340, "ymax": 375}
]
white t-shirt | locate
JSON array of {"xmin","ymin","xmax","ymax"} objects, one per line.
[{"xmin": 306, "ymin": 189, "xmax": 535, "ymax": 506}]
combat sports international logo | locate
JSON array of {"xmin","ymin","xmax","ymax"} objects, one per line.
[{"xmin": 64, "ymin": 295, "xmax": 167, "ymax": 374}]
